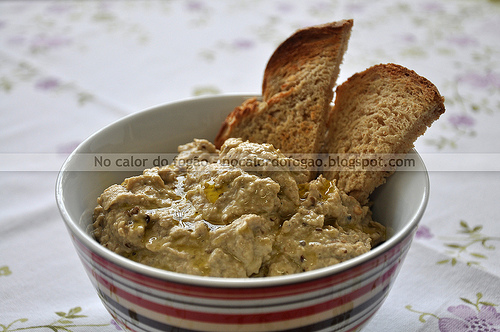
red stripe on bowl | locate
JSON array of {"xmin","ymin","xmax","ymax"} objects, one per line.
[
  {"xmin": 73, "ymin": 233, "xmax": 411, "ymax": 301},
  {"xmin": 80, "ymin": 253, "xmax": 399, "ymax": 325}
]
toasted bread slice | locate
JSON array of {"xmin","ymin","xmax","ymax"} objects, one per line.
[
  {"xmin": 323, "ymin": 63, "xmax": 445, "ymax": 204},
  {"xmin": 214, "ymin": 20, "xmax": 353, "ymax": 154}
]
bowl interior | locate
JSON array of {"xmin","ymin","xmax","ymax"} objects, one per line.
[{"xmin": 56, "ymin": 93, "xmax": 429, "ymax": 284}]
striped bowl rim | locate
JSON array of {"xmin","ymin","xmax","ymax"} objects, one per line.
[{"xmin": 71, "ymin": 229, "xmax": 415, "ymax": 331}]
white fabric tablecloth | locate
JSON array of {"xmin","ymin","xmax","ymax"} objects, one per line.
[{"xmin": 1, "ymin": 1, "xmax": 500, "ymax": 331}]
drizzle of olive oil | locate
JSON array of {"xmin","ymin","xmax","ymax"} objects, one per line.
[
  {"xmin": 319, "ymin": 179, "xmax": 336, "ymax": 198},
  {"xmin": 298, "ymin": 179, "xmax": 335, "ymax": 202},
  {"xmin": 203, "ymin": 182, "xmax": 227, "ymax": 203},
  {"xmin": 298, "ymin": 183, "xmax": 309, "ymax": 200}
]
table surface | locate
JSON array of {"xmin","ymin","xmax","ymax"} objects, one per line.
[{"xmin": 1, "ymin": 1, "xmax": 500, "ymax": 331}]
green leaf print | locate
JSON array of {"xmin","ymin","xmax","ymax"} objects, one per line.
[
  {"xmin": 192, "ymin": 85, "xmax": 221, "ymax": 96},
  {"xmin": 0, "ymin": 266, "xmax": 12, "ymax": 277},
  {"xmin": 0, "ymin": 307, "xmax": 109, "ymax": 331},
  {"xmin": 406, "ymin": 292, "xmax": 499, "ymax": 328},
  {"xmin": 460, "ymin": 292, "xmax": 499, "ymax": 312},
  {"xmin": 405, "ymin": 305, "xmax": 440, "ymax": 323},
  {"xmin": 0, "ymin": 77, "xmax": 13, "ymax": 92},
  {"xmin": 437, "ymin": 220, "xmax": 500, "ymax": 267}
]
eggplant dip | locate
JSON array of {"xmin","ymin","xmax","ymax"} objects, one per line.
[{"xmin": 93, "ymin": 138, "xmax": 385, "ymax": 278}]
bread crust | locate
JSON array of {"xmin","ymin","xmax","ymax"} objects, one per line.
[
  {"xmin": 323, "ymin": 63, "xmax": 445, "ymax": 203},
  {"xmin": 262, "ymin": 20, "xmax": 353, "ymax": 102},
  {"xmin": 214, "ymin": 23, "xmax": 445, "ymax": 205},
  {"xmin": 214, "ymin": 20, "xmax": 353, "ymax": 153},
  {"xmin": 214, "ymin": 98, "xmax": 261, "ymax": 148}
]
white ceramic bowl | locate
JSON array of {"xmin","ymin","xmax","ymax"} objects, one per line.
[{"xmin": 56, "ymin": 94, "xmax": 429, "ymax": 332}]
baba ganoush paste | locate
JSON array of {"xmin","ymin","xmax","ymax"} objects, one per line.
[{"xmin": 93, "ymin": 138, "xmax": 385, "ymax": 278}]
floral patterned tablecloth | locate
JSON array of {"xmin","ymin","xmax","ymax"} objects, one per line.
[{"xmin": 1, "ymin": 1, "xmax": 500, "ymax": 331}]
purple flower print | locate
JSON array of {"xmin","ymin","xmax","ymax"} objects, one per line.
[
  {"xmin": 400, "ymin": 33, "xmax": 417, "ymax": 43},
  {"xmin": 407, "ymin": 293, "xmax": 500, "ymax": 329},
  {"xmin": 7, "ymin": 35, "xmax": 26, "ymax": 46},
  {"xmin": 309, "ymin": 1, "xmax": 331, "ymax": 12},
  {"xmin": 30, "ymin": 34, "xmax": 72, "ymax": 53},
  {"xmin": 186, "ymin": 0, "xmax": 205, "ymax": 11},
  {"xmin": 448, "ymin": 114, "xmax": 475, "ymax": 128},
  {"xmin": 110, "ymin": 319, "xmax": 123, "ymax": 330},
  {"xmin": 458, "ymin": 72, "xmax": 500, "ymax": 89},
  {"xmin": 232, "ymin": 38, "xmax": 254, "ymax": 50},
  {"xmin": 448, "ymin": 35, "xmax": 478, "ymax": 47},
  {"xmin": 46, "ymin": 3, "xmax": 73, "ymax": 14},
  {"xmin": 35, "ymin": 77, "xmax": 61, "ymax": 90},
  {"xmin": 421, "ymin": 2, "xmax": 444, "ymax": 13},
  {"xmin": 439, "ymin": 305, "xmax": 500, "ymax": 332},
  {"xmin": 345, "ymin": 3, "xmax": 366, "ymax": 14},
  {"xmin": 415, "ymin": 225, "xmax": 433, "ymax": 239},
  {"xmin": 276, "ymin": 2, "xmax": 294, "ymax": 13}
]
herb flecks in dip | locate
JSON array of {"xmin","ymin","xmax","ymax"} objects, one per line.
[{"xmin": 93, "ymin": 138, "xmax": 385, "ymax": 277}]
